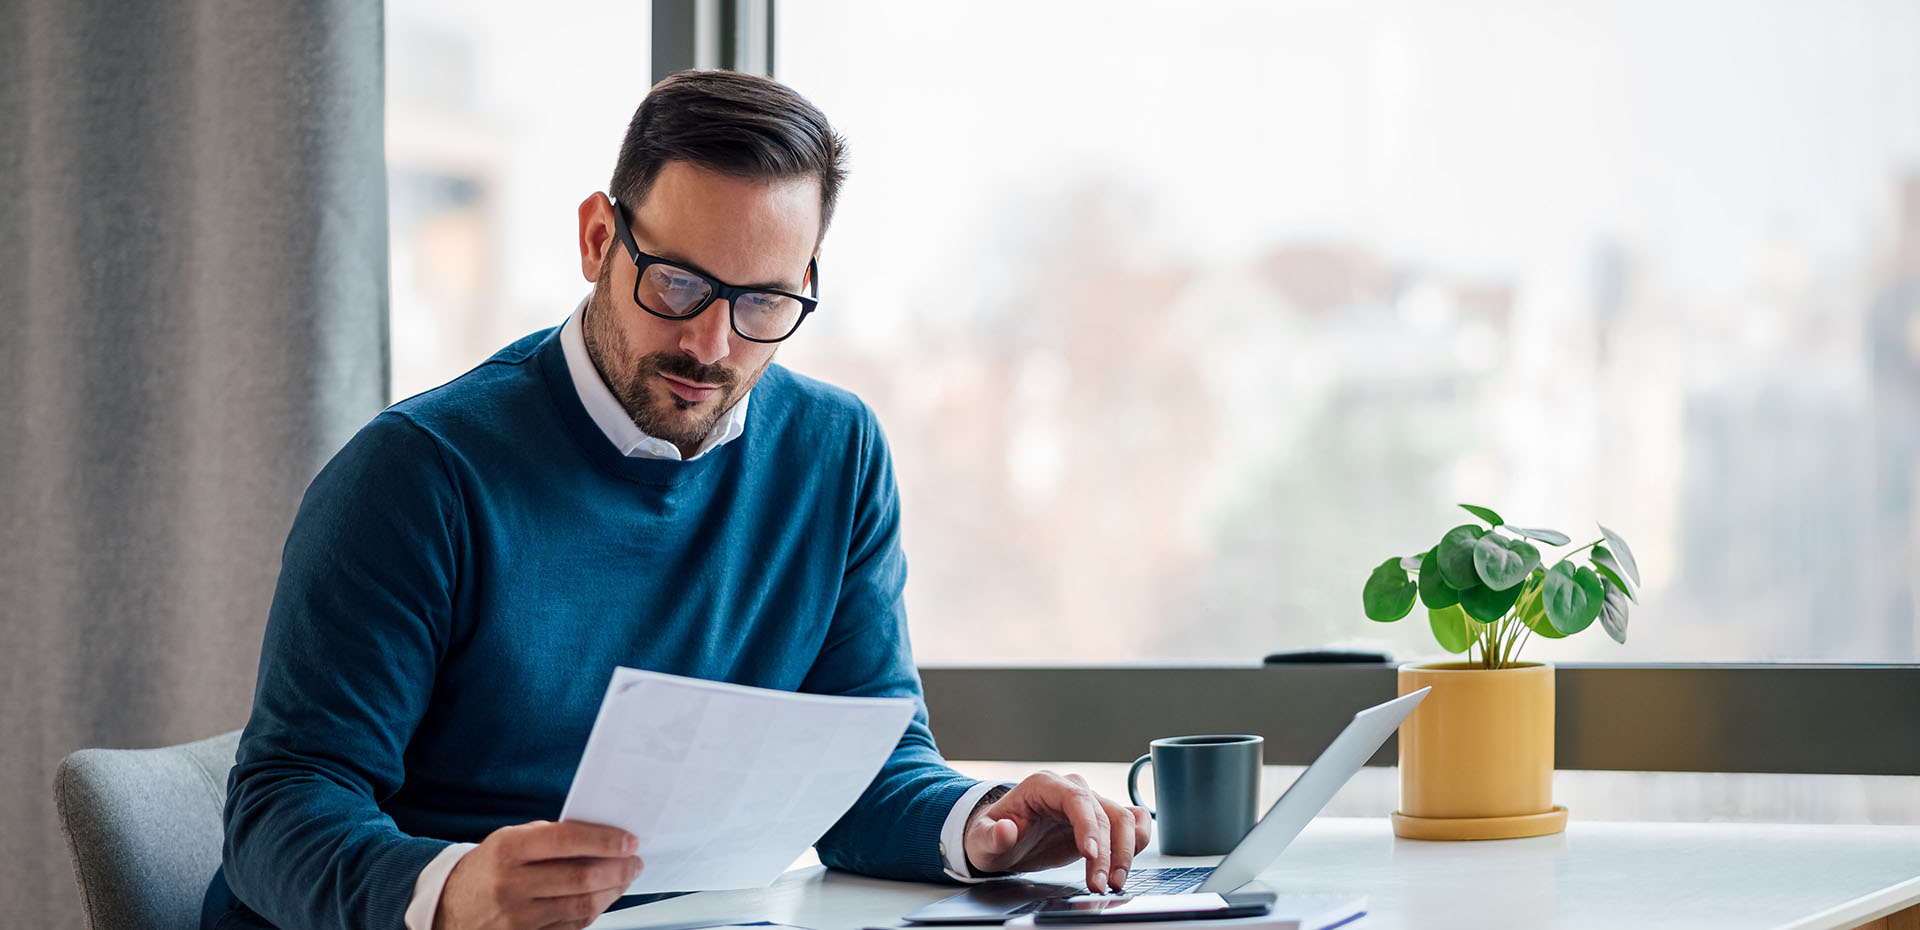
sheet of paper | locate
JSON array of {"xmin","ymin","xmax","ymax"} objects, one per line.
[{"xmin": 559, "ymin": 667, "xmax": 916, "ymax": 894}]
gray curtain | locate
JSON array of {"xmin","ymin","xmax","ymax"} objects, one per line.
[{"xmin": 0, "ymin": 1, "xmax": 388, "ymax": 927}]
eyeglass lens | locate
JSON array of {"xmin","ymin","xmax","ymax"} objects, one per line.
[{"xmin": 635, "ymin": 263, "xmax": 805, "ymax": 341}]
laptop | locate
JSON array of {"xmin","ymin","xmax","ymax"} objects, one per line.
[{"xmin": 901, "ymin": 687, "xmax": 1431, "ymax": 924}]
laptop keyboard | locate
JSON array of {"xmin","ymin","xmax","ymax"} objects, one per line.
[
  {"xmin": 1106, "ymin": 867, "xmax": 1213, "ymax": 895},
  {"xmin": 1004, "ymin": 866, "xmax": 1214, "ymax": 914}
]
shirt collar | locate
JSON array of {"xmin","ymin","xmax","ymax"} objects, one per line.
[{"xmin": 559, "ymin": 297, "xmax": 751, "ymax": 462}]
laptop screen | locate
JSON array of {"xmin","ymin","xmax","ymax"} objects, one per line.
[{"xmin": 1198, "ymin": 687, "xmax": 1430, "ymax": 893}]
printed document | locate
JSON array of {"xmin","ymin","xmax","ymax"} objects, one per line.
[{"xmin": 559, "ymin": 667, "xmax": 916, "ymax": 894}]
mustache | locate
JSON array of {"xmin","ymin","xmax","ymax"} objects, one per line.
[{"xmin": 643, "ymin": 352, "xmax": 736, "ymax": 388}]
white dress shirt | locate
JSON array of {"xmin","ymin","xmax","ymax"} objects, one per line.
[{"xmin": 404, "ymin": 302, "xmax": 1001, "ymax": 930}]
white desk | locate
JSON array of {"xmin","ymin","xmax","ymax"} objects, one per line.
[{"xmin": 589, "ymin": 818, "xmax": 1920, "ymax": 930}]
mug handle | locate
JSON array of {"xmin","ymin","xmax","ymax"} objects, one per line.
[{"xmin": 1127, "ymin": 754, "xmax": 1156, "ymax": 818}]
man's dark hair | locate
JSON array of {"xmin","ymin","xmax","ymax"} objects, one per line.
[{"xmin": 609, "ymin": 70, "xmax": 848, "ymax": 243}]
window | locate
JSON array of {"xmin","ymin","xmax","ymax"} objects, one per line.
[
  {"xmin": 773, "ymin": 0, "xmax": 1920, "ymax": 663},
  {"xmin": 380, "ymin": 0, "xmax": 1920, "ymax": 826}
]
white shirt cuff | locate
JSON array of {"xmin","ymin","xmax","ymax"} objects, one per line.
[
  {"xmin": 405, "ymin": 842, "xmax": 479, "ymax": 930},
  {"xmin": 940, "ymin": 781, "xmax": 1018, "ymax": 882}
]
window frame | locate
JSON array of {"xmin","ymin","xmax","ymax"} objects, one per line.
[
  {"xmin": 652, "ymin": 0, "xmax": 773, "ymax": 83},
  {"xmin": 920, "ymin": 665, "xmax": 1920, "ymax": 775}
]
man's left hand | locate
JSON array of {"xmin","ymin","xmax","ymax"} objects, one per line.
[{"xmin": 961, "ymin": 771, "xmax": 1151, "ymax": 893}]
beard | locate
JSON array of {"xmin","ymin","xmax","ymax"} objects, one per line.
[{"xmin": 582, "ymin": 269, "xmax": 763, "ymax": 453}]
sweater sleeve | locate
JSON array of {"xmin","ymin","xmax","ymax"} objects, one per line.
[
  {"xmin": 803, "ymin": 409, "xmax": 979, "ymax": 882},
  {"xmin": 220, "ymin": 413, "xmax": 461, "ymax": 930}
]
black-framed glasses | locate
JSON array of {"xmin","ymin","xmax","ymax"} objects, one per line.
[{"xmin": 610, "ymin": 198, "xmax": 819, "ymax": 344}]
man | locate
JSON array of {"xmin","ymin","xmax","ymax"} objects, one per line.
[{"xmin": 203, "ymin": 70, "xmax": 1148, "ymax": 930}]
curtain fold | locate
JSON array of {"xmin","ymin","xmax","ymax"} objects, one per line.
[{"xmin": 0, "ymin": 1, "xmax": 388, "ymax": 926}]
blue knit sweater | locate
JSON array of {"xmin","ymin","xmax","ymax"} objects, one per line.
[{"xmin": 204, "ymin": 328, "xmax": 975, "ymax": 930}]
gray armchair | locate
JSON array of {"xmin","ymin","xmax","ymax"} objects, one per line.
[{"xmin": 54, "ymin": 731, "xmax": 242, "ymax": 930}]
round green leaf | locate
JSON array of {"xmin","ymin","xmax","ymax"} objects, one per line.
[
  {"xmin": 1364, "ymin": 558, "xmax": 1418, "ymax": 622},
  {"xmin": 1436, "ymin": 524, "xmax": 1486, "ymax": 589},
  {"xmin": 1591, "ymin": 546, "xmax": 1637, "ymax": 602},
  {"xmin": 1428, "ymin": 603, "xmax": 1475, "ymax": 654},
  {"xmin": 1543, "ymin": 561, "xmax": 1604, "ymax": 634},
  {"xmin": 1599, "ymin": 578, "xmax": 1631, "ymax": 644},
  {"xmin": 1472, "ymin": 534, "xmax": 1540, "ymax": 591},
  {"xmin": 1459, "ymin": 577, "xmax": 1523, "ymax": 623},
  {"xmin": 1598, "ymin": 523, "xmax": 1641, "ymax": 586},
  {"xmin": 1507, "ymin": 525, "xmax": 1572, "ymax": 546},
  {"xmin": 1515, "ymin": 577, "xmax": 1566, "ymax": 639},
  {"xmin": 1459, "ymin": 504, "xmax": 1504, "ymax": 527},
  {"xmin": 1417, "ymin": 548, "xmax": 1460, "ymax": 609}
]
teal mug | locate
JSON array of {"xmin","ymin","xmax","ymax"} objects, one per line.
[{"xmin": 1127, "ymin": 734, "xmax": 1263, "ymax": 856}]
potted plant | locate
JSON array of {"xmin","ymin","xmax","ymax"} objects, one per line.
[{"xmin": 1361, "ymin": 503, "xmax": 1641, "ymax": 840}]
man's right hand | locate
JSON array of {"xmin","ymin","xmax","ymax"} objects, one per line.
[{"xmin": 434, "ymin": 820, "xmax": 643, "ymax": 930}]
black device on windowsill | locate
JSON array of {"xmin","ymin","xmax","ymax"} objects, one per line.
[
  {"xmin": 1261, "ymin": 648, "xmax": 1392, "ymax": 664},
  {"xmin": 1033, "ymin": 891, "xmax": 1278, "ymax": 923}
]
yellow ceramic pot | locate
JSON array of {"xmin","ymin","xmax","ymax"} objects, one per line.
[{"xmin": 1391, "ymin": 661, "xmax": 1569, "ymax": 840}]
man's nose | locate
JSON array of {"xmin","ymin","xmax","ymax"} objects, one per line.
[{"xmin": 681, "ymin": 300, "xmax": 732, "ymax": 367}]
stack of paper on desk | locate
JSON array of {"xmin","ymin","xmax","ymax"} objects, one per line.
[{"xmin": 559, "ymin": 668, "xmax": 916, "ymax": 894}]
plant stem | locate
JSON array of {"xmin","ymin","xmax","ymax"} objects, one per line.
[{"xmin": 1494, "ymin": 613, "xmax": 1530, "ymax": 667}]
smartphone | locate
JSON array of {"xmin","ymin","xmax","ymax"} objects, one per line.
[{"xmin": 1033, "ymin": 891, "xmax": 1277, "ymax": 924}]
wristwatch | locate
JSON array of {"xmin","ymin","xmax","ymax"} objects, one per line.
[
  {"xmin": 949, "ymin": 783, "xmax": 1015, "ymax": 878},
  {"xmin": 973, "ymin": 783, "xmax": 1013, "ymax": 816}
]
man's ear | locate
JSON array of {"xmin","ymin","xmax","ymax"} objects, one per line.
[{"xmin": 578, "ymin": 192, "xmax": 617, "ymax": 283}]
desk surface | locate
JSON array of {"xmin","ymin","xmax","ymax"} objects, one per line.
[{"xmin": 589, "ymin": 818, "xmax": 1920, "ymax": 930}]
